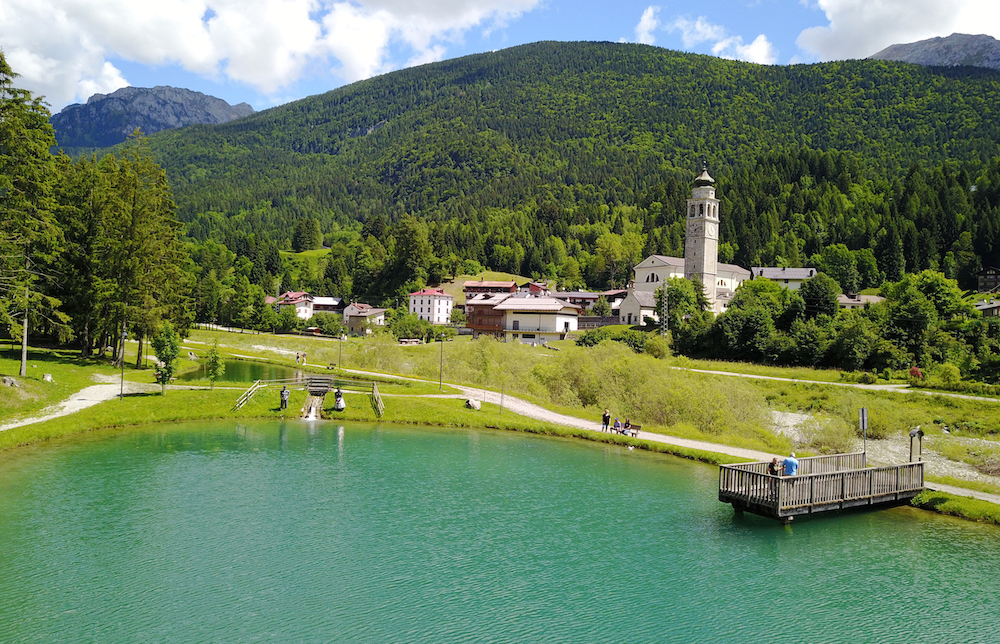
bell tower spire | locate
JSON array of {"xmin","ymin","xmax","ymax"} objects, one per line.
[{"xmin": 684, "ymin": 160, "xmax": 720, "ymax": 306}]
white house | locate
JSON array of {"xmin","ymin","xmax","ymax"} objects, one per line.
[
  {"xmin": 409, "ymin": 288, "xmax": 453, "ymax": 325},
  {"xmin": 491, "ymin": 296, "xmax": 581, "ymax": 344},
  {"xmin": 343, "ymin": 302, "xmax": 387, "ymax": 335},
  {"xmin": 618, "ymin": 290, "xmax": 657, "ymax": 326},
  {"xmin": 275, "ymin": 291, "xmax": 314, "ymax": 320},
  {"xmin": 750, "ymin": 267, "xmax": 817, "ymax": 291}
]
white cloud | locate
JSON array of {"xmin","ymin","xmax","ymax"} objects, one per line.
[
  {"xmin": 713, "ymin": 34, "xmax": 778, "ymax": 65},
  {"xmin": 669, "ymin": 16, "xmax": 776, "ymax": 64},
  {"xmin": 671, "ymin": 16, "xmax": 726, "ymax": 48},
  {"xmin": 0, "ymin": 0, "xmax": 542, "ymax": 109},
  {"xmin": 797, "ymin": 0, "xmax": 1000, "ymax": 61},
  {"xmin": 635, "ymin": 6, "xmax": 660, "ymax": 45}
]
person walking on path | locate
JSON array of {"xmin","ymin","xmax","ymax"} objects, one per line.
[
  {"xmin": 601, "ymin": 409, "xmax": 611, "ymax": 432},
  {"xmin": 280, "ymin": 385, "xmax": 290, "ymax": 410}
]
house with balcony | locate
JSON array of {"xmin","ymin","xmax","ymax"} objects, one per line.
[
  {"xmin": 492, "ymin": 296, "xmax": 581, "ymax": 344},
  {"xmin": 464, "ymin": 292, "xmax": 512, "ymax": 339},
  {"xmin": 409, "ymin": 288, "xmax": 453, "ymax": 325},
  {"xmin": 462, "ymin": 279, "xmax": 518, "ymax": 299}
]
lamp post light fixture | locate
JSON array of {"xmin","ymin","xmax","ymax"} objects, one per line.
[
  {"xmin": 436, "ymin": 331, "xmax": 446, "ymax": 391},
  {"xmin": 119, "ymin": 329, "xmax": 128, "ymax": 401}
]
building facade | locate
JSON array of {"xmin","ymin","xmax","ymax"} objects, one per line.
[
  {"xmin": 409, "ymin": 288, "xmax": 453, "ymax": 325},
  {"xmin": 492, "ymin": 297, "xmax": 581, "ymax": 344}
]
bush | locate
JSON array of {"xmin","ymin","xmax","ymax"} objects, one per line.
[{"xmin": 644, "ymin": 334, "xmax": 670, "ymax": 359}]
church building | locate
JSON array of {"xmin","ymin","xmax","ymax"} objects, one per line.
[{"xmin": 619, "ymin": 163, "xmax": 750, "ymax": 324}]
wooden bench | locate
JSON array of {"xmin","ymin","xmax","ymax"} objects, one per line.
[{"xmin": 617, "ymin": 424, "xmax": 641, "ymax": 437}]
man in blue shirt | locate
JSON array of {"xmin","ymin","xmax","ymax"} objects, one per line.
[{"xmin": 782, "ymin": 452, "xmax": 799, "ymax": 476}]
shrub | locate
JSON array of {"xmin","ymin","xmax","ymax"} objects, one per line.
[{"xmin": 644, "ymin": 334, "xmax": 670, "ymax": 359}]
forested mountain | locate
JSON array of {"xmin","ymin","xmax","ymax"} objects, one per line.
[
  {"xmin": 134, "ymin": 41, "xmax": 1000, "ymax": 298},
  {"xmin": 871, "ymin": 33, "xmax": 1000, "ymax": 71},
  {"xmin": 52, "ymin": 86, "xmax": 254, "ymax": 150}
]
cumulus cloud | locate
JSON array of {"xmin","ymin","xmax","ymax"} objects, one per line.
[
  {"xmin": 0, "ymin": 0, "xmax": 541, "ymax": 109},
  {"xmin": 798, "ymin": 0, "xmax": 1000, "ymax": 60},
  {"xmin": 713, "ymin": 34, "xmax": 778, "ymax": 65},
  {"xmin": 635, "ymin": 6, "xmax": 661, "ymax": 45},
  {"xmin": 669, "ymin": 16, "xmax": 776, "ymax": 64},
  {"xmin": 671, "ymin": 16, "xmax": 726, "ymax": 48}
]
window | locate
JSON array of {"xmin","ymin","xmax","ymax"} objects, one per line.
[
  {"xmin": 513, "ymin": 320, "xmax": 520, "ymax": 330},
  {"xmin": 523, "ymin": 333, "xmax": 535, "ymax": 339},
  {"xmin": 700, "ymin": 204, "xmax": 704, "ymax": 215}
]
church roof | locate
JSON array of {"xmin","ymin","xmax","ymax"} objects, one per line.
[{"xmin": 694, "ymin": 169, "xmax": 715, "ymax": 186}]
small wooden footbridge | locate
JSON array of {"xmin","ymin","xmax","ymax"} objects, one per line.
[
  {"xmin": 719, "ymin": 452, "xmax": 924, "ymax": 522},
  {"xmin": 233, "ymin": 374, "xmax": 385, "ymax": 418}
]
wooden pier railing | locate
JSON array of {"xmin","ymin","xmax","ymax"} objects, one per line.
[{"xmin": 719, "ymin": 453, "xmax": 923, "ymax": 520}]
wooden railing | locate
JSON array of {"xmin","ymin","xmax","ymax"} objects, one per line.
[
  {"xmin": 719, "ymin": 457, "xmax": 924, "ymax": 519},
  {"xmin": 233, "ymin": 379, "xmax": 263, "ymax": 410}
]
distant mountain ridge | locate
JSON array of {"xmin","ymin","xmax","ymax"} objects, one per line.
[
  {"xmin": 870, "ymin": 33, "xmax": 1000, "ymax": 70},
  {"xmin": 51, "ymin": 86, "xmax": 254, "ymax": 149}
]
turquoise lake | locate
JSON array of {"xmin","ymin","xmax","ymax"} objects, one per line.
[{"xmin": 0, "ymin": 420, "xmax": 998, "ymax": 643}]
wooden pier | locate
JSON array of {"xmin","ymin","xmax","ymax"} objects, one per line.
[{"xmin": 719, "ymin": 453, "xmax": 924, "ymax": 521}]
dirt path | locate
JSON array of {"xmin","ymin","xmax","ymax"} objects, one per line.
[{"xmin": 0, "ymin": 374, "xmax": 161, "ymax": 432}]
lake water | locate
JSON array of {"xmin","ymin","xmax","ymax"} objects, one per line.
[
  {"xmin": 176, "ymin": 359, "xmax": 303, "ymax": 382},
  {"xmin": 0, "ymin": 421, "xmax": 998, "ymax": 643}
]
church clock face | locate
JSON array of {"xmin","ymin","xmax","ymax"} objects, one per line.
[
  {"xmin": 691, "ymin": 222, "xmax": 703, "ymax": 236},
  {"xmin": 706, "ymin": 223, "xmax": 716, "ymax": 237}
]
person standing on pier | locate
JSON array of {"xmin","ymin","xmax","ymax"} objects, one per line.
[{"xmin": 782, "ymin": 452, "xmax": 799, "ymax": 476}]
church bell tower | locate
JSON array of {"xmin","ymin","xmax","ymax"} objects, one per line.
[{"xmin": 684, "ymin": 160, "xmax": 719, "ymax": 305}]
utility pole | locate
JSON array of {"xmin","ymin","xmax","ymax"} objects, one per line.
[
  {"xmin": 119, "ymin": 329, "xmax": 128, "ymax": 401},
  {"xmin": 658, "ymin": 283, "xmax": 668, "ymax": 337},
  {"xmin": 439, "ymin": 332, "xmax": 445, "ymax": 391}
]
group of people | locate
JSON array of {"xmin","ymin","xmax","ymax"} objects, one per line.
[
  {"xmin": 600, "ymin": 409, "xmax": 635, "ymax": 435},
  {"xmin": 295, "ymin": 351, "xmax": 307, "ymax": 365},
  {"xmin": 768, "ymin": 452, "xmax": 799, "ymax": 477}
]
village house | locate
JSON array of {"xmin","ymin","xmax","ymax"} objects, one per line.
[
  {"xmin": 837, "ymin": 294, "xmax": 885, "ymax": 310},
  {"xmin": 978, "ymin": 266, "xmax": 1000, "ymax": 293},
  {"xmin": 312, "ymin": 296, "xmax": 345, "ymax": 314},
  {"xmin": 464, "ymin": 292, "xmax": 511, "ymax": 339},
  {"xmin": 749, "ymin": 267, "xmax": 817, "ymax": 290},
  {"xmin": 553, "ymin": 290, "xmax": 602, "ymax": 309},
  {"xmin": 272, "ymin": 291, "xmax": 314, "ymax": 319},
  {"xmin": 409, "ymin": 288, "xmax": 453, "ymax": 325},
  {"xmin": 343, "ymin": 302, "xmax": 387, "ymax": 335},
  {"xmin": 462, "ymin": 279, "xmax": 518, "ymax": 298},
  {"xmin": 492, "ymin": 296, "xmax": 581, "ymax": 344}
]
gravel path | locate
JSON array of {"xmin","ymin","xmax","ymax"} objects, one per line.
[{"xmin": 0, "ymin": 374, "xmax": 160, "ymax": 432}]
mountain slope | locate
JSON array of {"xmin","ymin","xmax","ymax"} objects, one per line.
[
  {"xmin": 870, "ymin": 33, "xmax": 1000, "ymax": 70},
  {"xmin": 52, "ymin": 86, "xmax": 254, "ymax": 149},
  {"xmin": 145, "ymin": 41, "xmax": 1000, "ymax": 236}
]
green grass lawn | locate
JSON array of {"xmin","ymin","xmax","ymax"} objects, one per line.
[{"xmin": 0, "ymin": 346, "xmax": 125, "ymax": 420}]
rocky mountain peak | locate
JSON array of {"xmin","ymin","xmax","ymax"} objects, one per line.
[
  {"xmin": 51, "ymin": 86, "xmax": 255, "ymax": 149},
  {"xmin": 869, "ymin": 33, "xmax": 1000, "ymax": 70}
]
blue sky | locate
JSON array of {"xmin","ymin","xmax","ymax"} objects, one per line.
[{"xmin": 1, "ymin": 0, "xmax": 998, "ymax": 113}]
